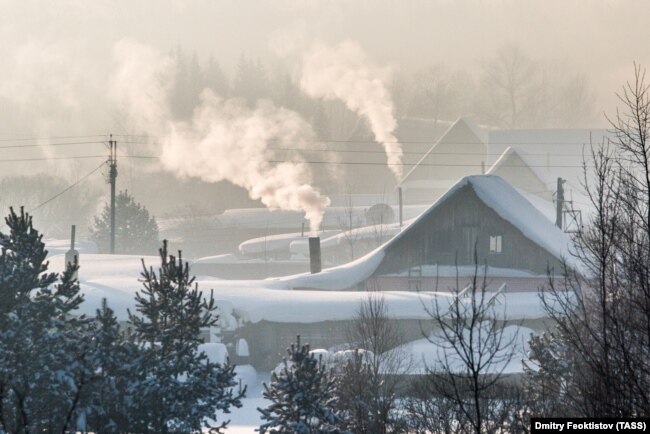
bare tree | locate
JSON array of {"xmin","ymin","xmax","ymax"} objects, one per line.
[
  {"xmin": 337, "ymin": 291, "xmax": 409, "ymax": 434},
  {"xmin": 527, "ymin": 64, "xmax": 650, "ymax": 417},
  {"xmin": 410, "ymin": 65, "xmax": 476, "ymax": 125},
  {"xmin": 478, "ymin": 44, "xmax": 596, "ymax": 129},
  {"xmin": 479, "ymin": 44, "xmax": 541, "ymax": 129},
  {"xmin": 414, "ymin": 254, "xmax": 526, "ymax": 434}
]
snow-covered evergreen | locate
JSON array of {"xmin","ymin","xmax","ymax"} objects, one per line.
[
  {"xmin": 0, "ymin": 207, "xmax": 92, "ymax": 433},
  {"xmin": 125, "ymin": 240, "xmax": 245, "ymax": 433},
  {"xmin": 258, "ymin": 336, "xmax": 348, "ymax": 434}
]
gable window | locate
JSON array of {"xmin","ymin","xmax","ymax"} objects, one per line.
[{"xmin": 489, "ymin": 235, "xmax": 502, "ymax": 254}]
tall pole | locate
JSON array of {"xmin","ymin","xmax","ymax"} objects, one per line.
[
  {"xmin": 556, "ymin": 177, "xmax": 565, "ymax": 229},
  {"xmin": 109, "ymin": 135, "xmax": 117, "ymax": 254},
  {"xmin": 398, "ymin": 186, "xmax": 403, "ymax": 228}
]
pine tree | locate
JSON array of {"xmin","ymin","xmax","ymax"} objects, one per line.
[
  {"xmin": 335, "ymin": 351, "xmax": 373, "ymax": 434},
  {"xmin": 90, "ymin": 190, "xmax": 159, "ymax": 255},
  {"xmin": 126, "ymin": 240, "xmax": 244, "ymax": 433},
  {"xmin": 258, "ymin": 336, "xmax": 348, "ymax": 434},
  {"xmin": 232, "ymin": 54, "xmax": 269, "ymax": 104},
  {"xmin": 84, "ymin": 299, "xmax": 139, "ymax": 433},
  {"xmin": 0, "ymin": 207, "xmax": 92, "ymax": 433}
]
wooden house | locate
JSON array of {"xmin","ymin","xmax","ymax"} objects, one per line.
[{"xmin": 288, "ymin": 174, "xmax": 573, "ymax": 294}]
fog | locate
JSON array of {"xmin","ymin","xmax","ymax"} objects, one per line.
[{"xmin": 0, "ymin": 0, "xmax": 648, "ymax": 256}]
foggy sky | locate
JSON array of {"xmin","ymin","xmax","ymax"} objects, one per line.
[
  {"xmin": 1, "ymin": 0, "xmax": 649, "ymax": 128},
  {"xmin": 0, "ymin": 0, "xmax": 649, "ymax": 205}
]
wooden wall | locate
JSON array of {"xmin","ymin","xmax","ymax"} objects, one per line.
[{"xmin": 375, "ymin": 184, "xmax": 564, "ymax": 276}]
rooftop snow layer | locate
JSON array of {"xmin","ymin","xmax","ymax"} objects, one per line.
[
  {"xmin": 47, "ymin": 253, "xmax": 552, "ymax": 324},
  {"xmin": 239, "ymin": 230, "xmax": 340, "ymax": 255},
  {"xmin": 289, "ymin": 222, "xmax": 409, "ymax": 255},
  {"xmin": 275, "ymin": 246, "xmax": 388, "ymax": 290}
]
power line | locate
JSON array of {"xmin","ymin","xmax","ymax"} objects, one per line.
[
  {"xmin": 118, "ymin": 141, "xmax": 609, "ymax": 158},
  {"xmin": 0, "ymin": 140, "xmax": 105, "ymax": 149},
  {"xmin": 0, "ymin": 134, "xmax": 106, "ymax": 142},
  {"xmin": 0, "ymin": 155, "xmax": 106, "ymax": 163},
  {"xmin": 119, "ymin": 136, "xmax": 611, "ymax": 146},
  {"xmin": 0, "ymin": 151, "xmax": 601, "ymax": 169},
  {"xmin": 27, "ymin": 162, "xmax": 106, "ymax": 213},
  {"xmin": 117, "ymin": 154, "xmax": 600, "ymax": 169},
  {"xmin": 267, "ymin": 147, "xmax": 596, "ymax": 158}
]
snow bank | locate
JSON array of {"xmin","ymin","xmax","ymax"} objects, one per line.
[
  {"xmin": 198, "ymin": 342, "xmax": 229, "ymax": 365},
  {"xmin": 390, "ymin": 324, "xmax": 534, "ymax": 375},
  {"xmin": 234, "ymin": 365, "xmax": 258, "ymax": 391}
]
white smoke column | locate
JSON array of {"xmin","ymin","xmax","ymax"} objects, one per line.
[
  {"xmin": 163, "ymin": 92, "xmax": 330, "ymax": 231},
  {"xmin": 300, "ymin": 41, "xmax": 403, "ymax": 179},
  {"xmin": 111, "ymin": 39, "xmax": 330, "ymax": 232}
]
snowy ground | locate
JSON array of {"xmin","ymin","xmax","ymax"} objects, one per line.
[{"xmin": 214, "ymin": 372, "xmax": 270, "ymax": 433}]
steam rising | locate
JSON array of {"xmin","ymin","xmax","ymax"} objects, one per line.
[
  {"xmin": 300, "ymin": 41, "xmax": 403, "ymax": 179},
  {"xmin": 111, "ymin": 39, "xmax": 330, "ymax": 232}
]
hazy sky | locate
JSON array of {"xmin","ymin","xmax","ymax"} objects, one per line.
[
  {"xmin": 1, "ymin": 0, "xmax": 649, "ymax": 229},
  {"xmin": 0, "ymin": 0, "xmax": 648, "ymax": 175},
  {"xmin": 1, "ymin": 0, "xmax": 649, "ymax": 120}
]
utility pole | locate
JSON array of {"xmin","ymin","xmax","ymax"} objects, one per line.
[
  {"xmin": 398, "ymin": 186, "xmax": 403, "ymax": 228},
  {"xmin": 555, "ymin": 177, "xmax": 565, "ymax": 229},
  {"xmin": 108, "ymin": 135, "xmax": 118, "ymax": 254},
  {"xmin": 65, "ymin": 225, "xmax": 78, "ymax": 280}
]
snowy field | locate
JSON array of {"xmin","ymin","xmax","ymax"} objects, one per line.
[{"xmin": 214, "ymin": 373, "xmax": 269, "ymax": 433}]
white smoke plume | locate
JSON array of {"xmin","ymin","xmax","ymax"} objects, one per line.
[
  {"xmin": 300, "ymin": 41, "xmax": 403, "ymax": 179},
  {"xmin": 111, "ymin": 39, "xmax": 330, "ymax": 232}
]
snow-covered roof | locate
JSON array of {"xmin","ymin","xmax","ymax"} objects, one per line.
[
  {"xmin": 289, "ymin": 221, "xmax": 410, "ymax": 255},
  {"xmin": 487, "ymin": 128, "xmax": 612, "ymax": 191},
  {"xmin": 46, "ymin": 250, "xmax": 557, "ymax": 325},
  {"xmin": 215, "ymin": 204, "xmax": 427, "ymax": 231},
  {"xmin": 239, "ymin": 230, "xmax": 340, "ymax": 255}
]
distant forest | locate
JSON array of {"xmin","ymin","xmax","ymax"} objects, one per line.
[{"xmin": 169, "ymin": 43, "xmax": 597, "ymax": 135}]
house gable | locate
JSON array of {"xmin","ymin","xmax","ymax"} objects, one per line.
[
  {"xmin": 401, "ymin": 118, "xmax": 487, "ymax": 185},
  {"xmin": 487, "ymin": 147, "xmax": 552, "ymax": 200},
  {"xmin": 373, "ymin": 184, "xmax": 564, "ymax": 276}
]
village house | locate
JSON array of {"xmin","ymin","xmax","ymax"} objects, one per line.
[{"xmin": 229, "ymin": 174, "xmax": 574, "ymax": 368}]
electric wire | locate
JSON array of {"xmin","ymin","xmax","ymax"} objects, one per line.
[{"xmin": 28, "ymin": 162, "xmax": 106, "ymax": 213}]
